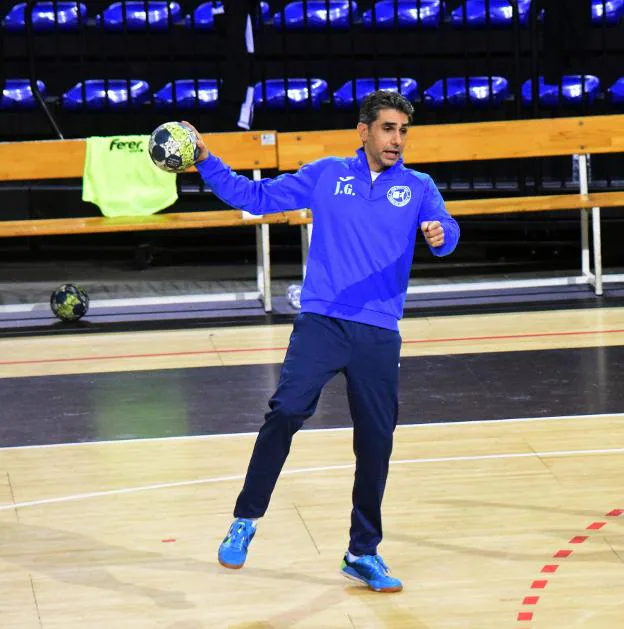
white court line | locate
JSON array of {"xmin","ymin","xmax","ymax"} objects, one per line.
[
  {"xmin": 2, "ymin": 445, "xmax": 624, "ymax": 513},
  {"xmin": 2, "ymin": 411, "xmax": 624, "ymax": 451}
]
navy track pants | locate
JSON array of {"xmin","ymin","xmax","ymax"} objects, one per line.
[{"xmin": 233, "ymin": 312, "xmax": 401, "ymax": 556}]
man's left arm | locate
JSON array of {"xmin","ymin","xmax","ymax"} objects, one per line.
[{"xmin": 418, "ymin": 176, "xmax": 460, "ymax": 257}]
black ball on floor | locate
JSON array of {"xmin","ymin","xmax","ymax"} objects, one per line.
[{"xmin": 50, "ymin": 284, "xmax": 89, "ymax": 322}]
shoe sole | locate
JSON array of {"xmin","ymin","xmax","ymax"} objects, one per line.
[
  {"xmin": 218, "ymin": 558, "xmax": 245, "ymax": 569},
  {"xmin": 340, "ymin": 569, "xmax": 403, "ymax": 593}
]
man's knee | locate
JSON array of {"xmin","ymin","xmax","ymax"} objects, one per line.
[{"xmin": 265, "ymin": 398, "xmax": 311, "ymax": 430}]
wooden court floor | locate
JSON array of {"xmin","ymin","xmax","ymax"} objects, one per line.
[{"xmin": 1, "ymin": 307, "xmax": 624, "ymax": 628}]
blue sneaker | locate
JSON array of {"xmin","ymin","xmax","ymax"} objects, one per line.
[
  {"xmin": 340, "ymin": 553, "xmax": 403, "ymax": 592},
  {"xmin": 218, "ymin": 518, "xmax": 256, "ymax": 569}
]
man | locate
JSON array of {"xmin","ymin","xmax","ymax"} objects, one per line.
[{"xmin": 184, "ymin": 90, "xmax": 460, "ymax": 593}]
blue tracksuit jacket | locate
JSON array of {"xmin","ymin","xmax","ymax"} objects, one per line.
[{"xmin": 197, "ymin": 146, "xmax": 460, "ymax": 330}]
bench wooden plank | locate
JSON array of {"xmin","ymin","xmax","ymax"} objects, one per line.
[
  {"xmin": 277, "ymin": 115, "xmax": 624, "ymax": 170},
  {"xmin": 449, "ymin": 191, "xmax": 624, "ymax": 216},
  {"xmin": 0, "ymin": 131, "xmax": 278, "ymax": 181},
  {"xmin": 284, "ymin": 191, "xmax": 624, "ymax": 224},
  {"xmin": 0, "ymin": 210, "xmax": 288, "ymax": 237}
]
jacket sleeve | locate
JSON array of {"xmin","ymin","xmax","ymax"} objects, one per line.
[
  {"xmin": 419, "ymin": 176, "xmax": 460, "ymax": 257},
  {"xmin": 195, "ymin": 153, "xmax": 330, "ymax": 215}
]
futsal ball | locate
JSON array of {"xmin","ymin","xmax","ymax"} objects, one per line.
[
  {"xmin": 50, "ymin": 284, "xmax": 89, "ymax": 322},
  {"xmin": 148, "ymin": 121, "xmax": 200, "ymax": 173}
]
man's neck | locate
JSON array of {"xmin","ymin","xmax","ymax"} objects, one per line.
[{"xmin": 367, "ymin": 159, "xmax": 385, "ymax": 174}]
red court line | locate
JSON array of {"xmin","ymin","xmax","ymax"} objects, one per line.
[
  {"xmin": 516, "ymin": 508, "xmax": 624, "ymax": 624},
  {"xmin": 1, "ymin": 327, "xmax": 623, "ymax": 367},
  {"xmin": 541, "ymin": 565, "xmax": 559, "ymax": 573}
]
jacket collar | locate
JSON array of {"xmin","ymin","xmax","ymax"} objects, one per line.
[{"xmin": 354, "ymin": 146, "xmax": 404, "ymax": 178}]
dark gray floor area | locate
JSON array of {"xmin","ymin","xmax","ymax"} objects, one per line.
[{"xmin": 2, "ymin": 345, "xmax": 623, "ymax": 447}]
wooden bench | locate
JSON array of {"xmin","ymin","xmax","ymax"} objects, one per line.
[
  {"xmin": 278, "ymin": 115, "xmax": 624, "ymax": 296},
  {"xmin": 3, "ymin": 117, "xmax": 624, "ymax": 310},
  {"xmin": 0, "ymin": 130, "xmax": 282, "ymax": 311}
]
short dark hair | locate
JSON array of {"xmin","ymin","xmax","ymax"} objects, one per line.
[{"xmin": 358, "ymin": 90, "xmax": 414, "ymax": 126}]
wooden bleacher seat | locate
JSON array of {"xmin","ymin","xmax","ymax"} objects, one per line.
[
  {"xmin": 0, "ymin": 210, "xmax": 288, "ymax": 237},
  {"xmin": 0, "ymin": 130, "xmax": 276, "ymax": 181},
  {"xmin": 277, "ymin": 115, "xmax": 624, "ymax": 169}
]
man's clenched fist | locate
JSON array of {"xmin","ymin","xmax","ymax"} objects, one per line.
[{"xmin": 420, "ymin": 221, "xmax": 445, "ymax": 247}]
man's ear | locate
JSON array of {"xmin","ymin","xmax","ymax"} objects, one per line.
[{"xmin": 357, "ymin": 122, "xmax": 368, "ymax": 144}]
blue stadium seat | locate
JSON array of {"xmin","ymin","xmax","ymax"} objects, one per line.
[
  {"xmin": 423, "ymin": 77, "xmax": 509, "ymax": 107},
  {"xmin": 609, "ymin": 77, "xmax": 624, "ymax": 104},
  {"xmin": 186, "ymin": 1, "xmax": 270, "ymax": 29},
  {"xmin": 362, "ymin": 0, "xmax": 442, "ymax": 29},
  {"xmin": 272, "ymin": 1, "xmax": 357, "ymax": 29},
  {"xmin": 448, "ymin": 0, "xmax": 624, "ymax": 27},
  {"xmin": 185, "ymin": 1, "xmax": 220, "ymax": 29},
  {"xmin": 61, "ymin": 79, "xmax": 151, "ymax": 110},
  {"xmin": 449, "ymin": 0, "xmax": 623, "ymax": 28},
  {"xmin": 153, "ymin": 80, "xmax": 219, "ymax": 109},
  {"xmin": 0, "ymin": 79, "xmax": 46, "ymax": 109},
  {"xmin": 592, "ymin": 0, "xmax": 624, "ymax": 24},
  {"xmin": 3, "ymin": 2, "xmax": 87, "ymax": 31},
  {"xmin": 253, "ymin": 79, "xmax": 329, "ymax": 109},
  {"xmin": 96, "ymin": 2, "xmax": 181, "ymax": 31},
  {"xmin": 450, "ymin": 0, "xmax": 531, "ymax": 27},
  {"xmin": 333, "ymin": 78, "xmax": 418, "ymax": 108},
  {"xmin": 521, "ymin": 75, "xmax": 601, "ymax": 106}
]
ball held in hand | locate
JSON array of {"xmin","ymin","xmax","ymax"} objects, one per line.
[{"xmin": 148, "ymin": 121, "xmax": 200, "ymax": 173}]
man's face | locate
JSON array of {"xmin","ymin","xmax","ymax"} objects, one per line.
[{"xmin": 357, "ymin": 108, "xmax": 410, "ymax": 172}]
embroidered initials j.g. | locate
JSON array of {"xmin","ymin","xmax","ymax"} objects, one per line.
[{"xmin": 334, "ymin": 176, "xmax": 356, "ymax": 196}]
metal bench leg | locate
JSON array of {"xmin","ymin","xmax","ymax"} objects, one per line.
[
  {"xmin": 577, "ymin": 154, "xmax": 601, "ymax": 294},
  {"xmin": 256, "ymin": 223, "xmax": 272, "ymax": 312},
  {"xmin": 592, "ymin": 206, "xmax": 603, "ymax": 296},
  {"xmin": 578, "ymin": 154, "xmax": 590, "ymax": 278},
  {"xmin": 300, "ymin": 220, "xmax": 312, "ymax": 280},
  {"xmin": 580, "ymin": 208, "xmax": 591, "ymax": 279}
]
